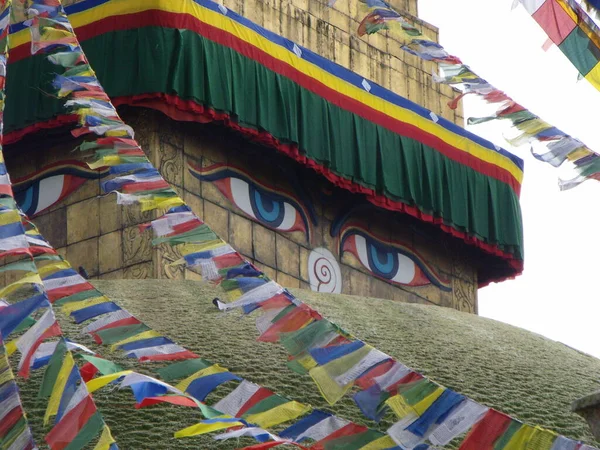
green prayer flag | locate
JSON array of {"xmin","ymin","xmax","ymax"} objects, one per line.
[
  {"xmin": 95, "ymin": 323, "xmax": 150, "ymax": 345},
  {"xmin": 242, "ymin": 395, "xmax": 287, "ymax": 417},
  {"xmin": 157, "ymin": 358, "xmax": 213, "ymax": 382},
  {"xmin": 80, "ymin": 355, "xmax": 123, "ymax": 375},
  {"xmin": 63, "ymin": 413, "xmax": 105, "ymax": 450},
  {"xmin": 39, "ymin": 339, "xmax": 67, "ymax": 399}
]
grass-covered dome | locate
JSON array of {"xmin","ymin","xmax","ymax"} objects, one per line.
[{"xmin": 15, "ymin": 280, "xmax": 600, "ymax": 448}]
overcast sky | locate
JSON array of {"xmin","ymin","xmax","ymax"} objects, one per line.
[{"xmin": 418, "ymin": 1, "xmax": 600, "ymax": 358}]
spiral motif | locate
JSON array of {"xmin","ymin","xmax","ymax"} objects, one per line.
[{"xmin": 308, "ymin": 248, "xmax": 342, "ymax": 294}]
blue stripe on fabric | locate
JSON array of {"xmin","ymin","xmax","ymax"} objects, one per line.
[
  {"xmin": 189, "ymin": 0, "xmax": 524, "ymax": 170},
  {"xmin": 43, "ymin": 268, "xmax": 79, "ymax": 280},
  {"xmin": 185, "ymin": 372, "xmax": 241, "ymax": 402},
  {"xmin": 279, "ymin": 409, "xmax": 332, "ymax": 441},
  {"xmin": 70, "ymin": 302, "xmax": 121, "ymax": 323},
  {"xmin": 0, "ymin": 381, "xmax": 18, "ymax": 403},
  {"xmin": 55, "ymin": 366, "xmax": 81, "ymax": 424},
  {"xmin": 310, "ymin": 340, "xmax": 365, "ymax": 366},
  {"xmin": 0, "ymin": 221, "xmax": 25, "ymax": 239},
  {"xmin": 0, "ymin": 294, "xmax": 49, "ymax": 338},
  {"xmin": 129, "ymin": 381, "xmax": 168, "ymax": 403},
  {"xmin": 8, "ymin": 0, "xmax": 523, "ymax": 171},
  {"xmin": 406, "ymin": 390, "xmax": 465, "ymax": 437},
  {"xmin": 119, "ymin": 336, "xmax": 172, "ymax": 351}
]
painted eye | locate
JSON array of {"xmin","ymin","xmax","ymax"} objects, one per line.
[
  {"xmin": 189, "ymin": 163, "xmax": 314, "ymax": 239},
  {"xmin": 342, "ymin": 231, "xmax": 451, "ymax": 291},
  {"xmin": 13, "ymin": 161, "xmax": 108, "ymax": 217},
  {"xmin": 229, "ymin": 178, "xmax": 300, "ymax": 232}
]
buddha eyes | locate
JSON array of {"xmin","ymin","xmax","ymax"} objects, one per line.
[
  {"xmin": 341, "ymin": 228, "xmax": 451, "ymax": 291},
  {"xmin": 188, "ymin": 163, "xmax": 313, "ymax": 239},
  {"xmin": 13, "ymin": 162, "xmax": 107, "ymax": 217}
]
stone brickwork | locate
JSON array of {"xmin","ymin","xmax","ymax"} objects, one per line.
[{"xmin": 4, "ymin": 108, "xmax": 479, "ymax": 313}]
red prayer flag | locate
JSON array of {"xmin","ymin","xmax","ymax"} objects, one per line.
[
  {"xmin": 45, "ymin": 395, "xmax": 97, "ymax": 450},
  {"xmin": 459, "ymin": 409, "xmax": 513, "ymax": 450}
]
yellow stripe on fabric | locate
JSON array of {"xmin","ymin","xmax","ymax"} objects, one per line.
[
  {"xmin": 5, "ymin": 340, "xmax": 17, "ymax": 356},
  {"xmin": 174, "ymin": 419, "xmax": 245, "ymax": 438},
  {"xmin": 93, "ymin": 425, "xmax": 116, "ymax": 450},
  {"xmin": 585, "ymin": 62, "xmax": 600, "ymax": 92},
  {"xmin": 86, "ymin": 370, "xmax": 132, "ymax": 394},
  {"xmin": 110, "ymin": 330, "xmax": 161, "ymax": 351},
  {"xmin": 60, "ymin": 296, "xmax": 110, "ymax": 314},
  {"xmin": 37, "ymin": 260, "xmax": 71, "ymax": 277},
  {"xmin": 413, "ymin": 386, "xmax": 445, "ymax": 415},
  {"xmin": 0, "ymin": 272, "xmax": 43, "ymax": 298},
  {"xmin": 175, "ymin": 364, "xmax": 228, "ymax": 392},
  {"xmin": 178, "ymin": 240, "xmax": 228, "ymax": 256},
  {"xmin": 244, "ymin": 401, "xmax": 311, "ymax": 428},
  {"xmin": 359, "ymin": 435, "xmax": 398, "ymax": 450},
  {"xmin": 0, "ymin": 209, "xmax": 21, "ymax": 226},
  {"xmin": 44, "ymin": 352, "xmax": 75, "ymax": 425},
  {"xmin": 139, "ymin": 196, "xmax": 185, "ymax": 212},
  {"xmin": 308, "ymin": 344, "xmax": 372, "ymax": 405},
  {"xmin": 386, "ymin": 386, "xmax": 445, "ymax": 418},
  {"xmin": 0, "ymin": 368, "xmax": 13, "ymax": 385},
  {"xmin": 11, "ymin": 0, "xmax": 523, "ymax": 184}
]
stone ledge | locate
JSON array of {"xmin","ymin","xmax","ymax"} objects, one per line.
[{"xmin": 573, "ymin": 390, "xmax": 600, "ymax": 439}]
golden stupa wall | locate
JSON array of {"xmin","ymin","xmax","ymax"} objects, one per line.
[{"xmin": 3, "ymin": 0, "xmax": 478, "ymax": 312}]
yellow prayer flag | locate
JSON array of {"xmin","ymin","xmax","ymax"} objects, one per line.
[
  {"xmin": 178, "ymin": 240, "xmax": 226, "ymax": 255},
  {"xmin": 359, "ymin": 435, "xmax": 398, "ymax": 450},
  {"xmin": 386, "ymin": 394, "xmax": 415, "ymax": 418},
  {"xmin": 93, "ymin": 425, "xmax": 116, "ymax": 450},
  {"xmin": 245, "ymin": 401, "xmax": 311, "ymax": 428},
  {"xmin": 175, "ymin": 364, "xmax": 229, "ymax": 392},
  {"xmin": 0, "ymin": 210, "xmax": 21, "ymax": 226},
  {"xmin": 86, "ymin": 370, "xmax": 132, "ymax": 394},
  {"xmin": 37, "ymin": 260, "xmax": 71, "ymax": 277},
  {"xmin": 45, "ymin": 352, "xmax": 75, "ymax": 425},
  {"xmin": 0, "ymin": 272, "xmax": 43, "ymax": 298},
  {"xmin": 174, "ymin": 419, "xmax": 245, "ymax": 438},
  {"xmin": 139, "ymin": 196, "xmax": 185, "ymax": 212},
  {"xmin": 61, "ymin": 296, "xmax": 110, "ymax": 315},
  {"xmin": 413, "ymin": 386, "xmax": 445, "ymax": 416},
  {"xmin": 5, "ymin": 339, "xmax": 17, "ymax": 356},
  {"xmin": 110, "ymin": 330, "xmax": 162, "ymax": 351}
]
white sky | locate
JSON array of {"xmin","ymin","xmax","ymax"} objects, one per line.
[{"xmin": 419, "ymin": 1, "xmax": 600, "ymax": 358}]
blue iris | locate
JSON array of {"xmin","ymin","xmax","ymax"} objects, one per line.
[
  {"xmin": 14, "ymin": 185, "xmax": 37, "ymax": 217},
  {"xmin": 249, "ymin": 185, "xmax": 286, "ymax": 227},
  {"xmin": 367, "ymin": 241, "xmax": 399, "ymax": 279}
]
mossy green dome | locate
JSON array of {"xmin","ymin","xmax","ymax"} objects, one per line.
[{"xmin": 15, "ymin": 280, "xmax": 600, "ymax": 448}]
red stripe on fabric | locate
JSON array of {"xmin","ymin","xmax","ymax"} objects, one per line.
[
  {"xmin": 3, "ymin": 115, "xmax": 78, "ymax": 145},
  {"xmin": 138, "ymin": 350, "xmax": 199, "ymax": 362},
  {"xmin": 532, "ymin": 0, "xmax": 577, "ymax": 45},
  {"xmin": 237, "ymin": 387, "xmax": 274, "ymax": 417},
  {"xmin": 89, "ymin": 316, "xmax": 141, "ymax": 337},
  {"xmin": 0, "ymin": 185, "xmax": 13, "ymax": 196},
  {"xmin": 0, "ymin": 406, "xmax": 23, "ymax": 437},
  {"xmin": 310, "ymin": 423, "xmax": 369, "ymax": 449},
  {"xmin": 112, "ymin": 93, "xmax": 524, "ymax": 286},
  {"xmin": 258, "ymin": 293, "xmax": 293, "ymax": 310},
  {"xmin": 213, "ymin": 253, "xmax": 244, "ymax": 270},
  {"xmin": 135, "ymin": 395, "xmax": 198, "ymax": 409},
  {"xmin": 19, "ymin": 321, "xmax": 62, "ymax": 378},
  {"xmin": 387, "ymin": 371, "xmax": 424, "ymax": 394},
  {"xmin": 79, "ymin": 362, "xmax": 99, "ymax": 383},
  {"xmin": 239, "ymin": 443, "xmax": 309, "ymax": 450},
  {"xmin": 355, "ymin": 359, "xmax": 396, "ymax": 390},
  {"xmin": 45, "ymin": 395, "xmax": 97, "ymax": 450},
  {"xmin": 48, "ymin": 283, "xmax": 95, "ymax": 303},
  {"xmin": 458, "ymin": 409, "xmax": 512, "ymax": 450},
  {"xmin": 71, "ymin": 10, "xmax": 521, "ymax": 194},
  {"xmin": 166, "ymin": 219, "xmax": 204, "ymax": 236},
  {"xmin": 258, "ymin": 307, "xmax": 314, "ymax": 343},
  {"xmin": 121, "ymin": 179, "xmax": 170, "ymax": 193}
]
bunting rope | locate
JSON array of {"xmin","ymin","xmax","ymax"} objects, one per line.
[
  {"xmin": 347, "ymin": 0, "xmax": 600, "ymax": 190},
  {"xmin": 8, "ymin": 0, "xmax": 597, "ymax": 447}
]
